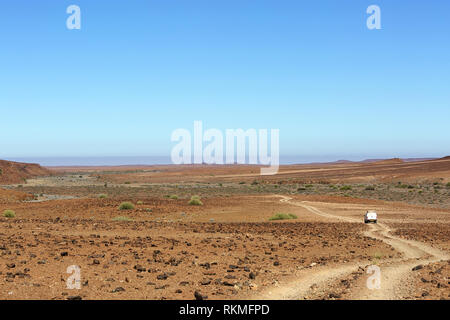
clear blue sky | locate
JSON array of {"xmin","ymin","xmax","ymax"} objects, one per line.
[{"xmin": 0, "ymin": 0, "xmax": 449, "ymax": 162}]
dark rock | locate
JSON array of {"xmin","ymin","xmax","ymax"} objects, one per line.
[
  {"xmin": 412, "ymin": 265, "xmax": 423, "ymax": 271},
  {"xmin": 329, "ymin": 293, "xmax": 341, "ymax": 299},
  {"xmin": 157, "ymin": 273, "xmax": 168, "ymax": 280},
  {"xmin": 194, "ymin": 290, "xmax": 207, "ymax": 300}
]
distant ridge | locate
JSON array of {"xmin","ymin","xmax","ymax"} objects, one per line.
[{"xmin": 0, "ymin": 159, "xmax": 51, "ymax": 184}]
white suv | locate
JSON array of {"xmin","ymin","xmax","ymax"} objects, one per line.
[{"xmin": 364, "ymin": 211, "xmax": 377, "ymax": 223}]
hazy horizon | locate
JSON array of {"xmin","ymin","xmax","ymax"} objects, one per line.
[{"xmin": 2, "ymin": 154, "xmax": 445, "ymax": 167}]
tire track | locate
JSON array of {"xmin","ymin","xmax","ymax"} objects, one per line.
[{"xmin": 255, "ymin": 195, "xmax": 449, "ymax": 300}]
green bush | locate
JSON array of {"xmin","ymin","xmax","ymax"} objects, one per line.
[
  {"xmin": 112, "ymin": 216, "xmax": 133, "ymax": 222},
  {"xmin": 3, "ymin": 210, "xmax": 16, "ymax": 218},
  {"xmin": 118, "ymin": 202, "xmax": 135, "ymax": 210},
  {"xmin": 269, "ymin": 213, "xmax": 297, "ymax": 221},
  {"xmin": 136, "ymin": 200, "xmax": 143, "ymax": 205},
  {"xmin": 169, "ymin": 195, "xmax": 178, "ymax": 200},
  {"xmin": 98, "ymin": 194, "xmax": 108, "ymax": 199},
  {"xmin": 340, "ymin": 185, "xmax": 352, "ymax": 191},
  {"xmin": 188, "ymin": 196, "xmax": 203, "ymax": 206},
  {"xmin": 446, "ymin": 182, "xmax": 450, "ymax": 188}
]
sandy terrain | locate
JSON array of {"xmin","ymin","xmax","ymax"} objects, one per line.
[{"xmin": 0, "ymin": 158, "xmax": 449, "ymax": 300}]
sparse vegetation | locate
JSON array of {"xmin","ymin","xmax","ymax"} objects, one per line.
[
  {"xmin": 3, "ymin": 210, "xmax": 16, "ymax": 218},
  {"xmin": 98, "ymin": 194, "xmax": 108, "ymax": 199},
  {"xmin": 118, "ymin": 202, "xmax": 135, "ymax": 210},
  {"xmin": 340, "ymin": 185, "xmax": 352, "ymax": 191},
  {"xmin": 169, "ymin": 195, "xmax": 178, "ymax": 200},
  {"xmin": 269, "ymin": 213, "xmax": 297, "ymax": 221},
  {"xmin": 136, "ymin": 200, "xmax": 143, "ymax": 205},
  {"xmin": 188, "ymin": 195, "xmax": 203, "ymax": 206}
]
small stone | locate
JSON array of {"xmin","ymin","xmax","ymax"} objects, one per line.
[
  {"xmin": 194, "ymin": 290, "xmax": 207, "ymax": 300},
  {"xmin": 157, "ymin": 273, "xmax": 168, "ymax": 280},
  {"xmin": 412, "ymin": 265, "xmax": 423, "ymax": 271}
]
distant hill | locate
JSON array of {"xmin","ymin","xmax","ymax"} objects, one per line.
[
  {"xmin": 0, "ymin": 160, "xmax": 51, "ymax": 184},
  {"xmin": 369, "ymin": 158, "xmax": 405, "ymax": 165}
]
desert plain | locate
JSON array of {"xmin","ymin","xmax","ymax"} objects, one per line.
[{"xmin": 0, "ymin": 157, "xmax": 449, "ymax": 300}]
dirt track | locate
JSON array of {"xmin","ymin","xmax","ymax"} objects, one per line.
[{"xmin": 252, "ymin": 196, "xmax": 449, "ymax": 300}]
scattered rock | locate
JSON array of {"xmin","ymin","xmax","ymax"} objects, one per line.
[{"xmin": 194, "ymin": 290, "xmax": 207, "ymax": 300}]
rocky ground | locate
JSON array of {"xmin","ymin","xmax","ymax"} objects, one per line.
[{"xmin": 0, "ymin": 159, "xmax": 448, "ymax": 300}]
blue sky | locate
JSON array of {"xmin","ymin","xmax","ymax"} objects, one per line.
[{"xmin": 0, "ymin": 0, "xmax": 449, "ymax": 163}]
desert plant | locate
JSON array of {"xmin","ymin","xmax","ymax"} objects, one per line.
[
  {"xmin": 340, "ymin": 185, "xmax": 352, "ymax": 191},
  {"xmin": 112, "ymin": 216, "xmax": 133, "ymax": 222},
  {"xmin": 169, "ymin": 195, "xmax": 178, "ymax": 200},
  {"xmin": 136, "ymin": 200, "xmax": 143, "ymax": 205},
  {"xmin": 98, "ymin": 194, "xmax": 108, "ymax": 199},
  {"xmin": 3, "ymin": 210, "xmax": 16, "ymax": 218},
  {"xmin": 269, "ymin": 213, "xmax": 297, "ymax": 221},
  {"xmin": 118, "ymin": 202, "xmax": 135, "ymax": 210},
  {"xmin": 446, "ymin": 182, "xmax": 450, "ymax": 188},
  {"xmin": 188, "ymin": 196, "xmax": 203, "ymax": 206}
]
